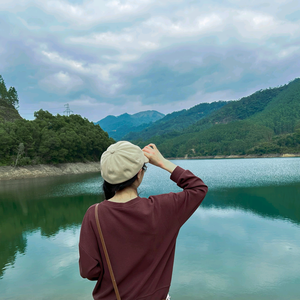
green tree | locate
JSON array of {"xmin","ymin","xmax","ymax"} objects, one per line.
[
  {"xmin": 14, "ymin": 143, "xmax": 25, "ymax": 167},
  {"xmin": 0, "ymin": 75, "xmax": 19, "ymax": 109},
  {"xmin": 0, "ymin": 75, "xmax": 8, "ymax": 101},
  {"xmin": 7, "ymin": 87, "xmax": 19, "ymax": 109}
]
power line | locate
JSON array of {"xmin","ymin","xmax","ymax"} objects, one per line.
[{"xmin": 63, "ymin": 103, "xmax": 73, "ymax": 116}]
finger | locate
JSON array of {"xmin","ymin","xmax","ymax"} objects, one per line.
[
  {"xmin": 143, "ymin": 145, "xmax": 155, "ymax": 150},
  {"xmin": 148, "ymin": 143, "xmax": 157, "ymax": 149},
  {"xmin": 142, "ymin": 146, "xmax": 154, "ymax": 154},
  {"xmin": 143, "ymin": 151, "xmax": 151, "ymax": 159}
]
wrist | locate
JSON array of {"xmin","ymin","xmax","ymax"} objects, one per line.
[{"xmin": 162, "ymin": 159, "xmax": 177, "ymax": 173}]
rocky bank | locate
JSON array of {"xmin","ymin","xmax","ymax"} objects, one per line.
[{"xmin": 0, "ymin": 162, "xmax": 100, "ymax": 180}]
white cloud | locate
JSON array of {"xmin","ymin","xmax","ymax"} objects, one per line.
[
  {"xmin": 68, "ymin": 12, "xmax": 223, "ymax": 54},
  {"xmin": 61, "ymin": 6, "xmax": 300, "ymax": 101},
  {"xmin": 68, "ymin": 30, "xmax": 159, "ymax": 52},
  {"xmin": 40, "ymin": 49, "xmax": 122, "ymax": 82},
  {"xmin": 40, "ymin": 50, "xmax": 87, "ymax": 73},
  {"xmin": 69, "ymin": 95, "xmax": 154, "ymax": 120},
  {"xmin": 232, "ymin": 10, "xmax": 298, "ymax": 39},
  {"xmin": 39, "ymin": 49, "xmax": 124, "ymax": 94},
  {"xmin": 0, "ymin": 0, "xmax": 157, "ymax": 27},
  {"xmin": 143, "ymin": 13, "xmax": 223, "ymax": 37},
  {"xmin": 39, "ymin": 71, "xmax": 84, "ymax": 94},
  {"xmin": 69, "ymin": 95, "xmax": 99, "ymax": 107},
  {"xmin": 278, "ymin": 45, "xmax": 300, "ymax": 58}
]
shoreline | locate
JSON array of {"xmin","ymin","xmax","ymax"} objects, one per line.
[
  {"xmin": 1, "ymin": 154, "xmax": 300, "ymax": 181},
  {"xmin": 0, "ymin": 162, "xmax": 100, "ymax": 181}
]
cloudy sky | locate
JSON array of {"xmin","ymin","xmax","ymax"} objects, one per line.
[{"xmin": 1, "ymin": 0, "xmax": 300, "ymax": 121}]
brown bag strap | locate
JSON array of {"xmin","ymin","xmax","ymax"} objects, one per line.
[{"xmin": 95, "ymin": 203, "xmax": 121, "ymax": 300}]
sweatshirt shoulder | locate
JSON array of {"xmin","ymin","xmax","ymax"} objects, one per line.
[{"xmin": 83, "ymin": 203, "xmax": 97, "ymax": 220}]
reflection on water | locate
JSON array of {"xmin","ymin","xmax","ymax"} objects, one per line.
[
  {"xmin": 173, "ymin": 207, "xmax": 300, "ymax": 300},
  {"xmin": 0, "ymin": 173, "xmax": 104, "ymax": 281},
  {"xmin": 204, "ymin": 183, "xmax": 300, "ymax": 225},
  {"xmin": 0, "ymin": 158, "xmax": 300, "ymax": 300}
]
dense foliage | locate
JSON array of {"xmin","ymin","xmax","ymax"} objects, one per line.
[
  {"xmin": 0, "ymin": 110, "xmax": 114, "ymax": 166},
  {"xmin": 248, "ymin": 129, "xmax": 300, "ymax": 155},
  {"xmin": 250, "ymin": 79, "xmax": 300, "ymax": 135}
]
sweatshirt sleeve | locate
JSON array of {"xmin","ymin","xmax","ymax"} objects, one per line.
[
  {"xmin": 79, "ymin": 206, "xmax": 103, "ymax": 281},
  {"xmin": 167, "ymin": 166, "xmax": 208, "ymax": 227}
]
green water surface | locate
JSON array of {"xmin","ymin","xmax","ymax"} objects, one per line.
[{"xmin": 0, "ymin": 158, "xmax": 300, "ymax": 300}]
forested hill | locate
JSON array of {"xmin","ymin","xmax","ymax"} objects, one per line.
[
  {"xmin": 0, "ymin": 109, "xmax": 116, "ymax": 166},
  {"xmin": 133, "ymin": 78, "xmax": 300, "ymax": 157},
  {"xmin": 124, "ymin": 101, "xmax": 227, "ymax": 141},
  {"xmin": 96, "ymin": 110, "xmax": 165, "ymax": 140},
  {"xmin": 0, "ymin": 109, "xmax": 115, "ymax": 166}
]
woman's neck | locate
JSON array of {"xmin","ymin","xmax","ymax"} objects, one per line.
[{"xmin": 108, "ymin": 186, "xmax": 138, "ymax": 203}]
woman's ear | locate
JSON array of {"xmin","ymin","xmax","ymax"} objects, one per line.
[{"xmin": 137, "ymin": 168, "xmax": 144, "ymax": 181}]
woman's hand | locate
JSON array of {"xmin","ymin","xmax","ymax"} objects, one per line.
[{"xmin": 142, "ymin": 143, "xmax": 176, "ymax": 173}]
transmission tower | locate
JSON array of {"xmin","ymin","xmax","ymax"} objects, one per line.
[{"xmin": 64, "ymin": 103, "xmax": 73, "ymax": 116}]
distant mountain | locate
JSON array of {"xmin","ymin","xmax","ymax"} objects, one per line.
[
  {"xmin": 132, "ymin": 78, "xmax": 300, "ymax": 157},
  {"xmin": 96, "ymin": 110, "xmax": 165, "ymax": 140},
  {"xmin": 124, "ymin": 101, "xmax": 227, "ymax": 141}
]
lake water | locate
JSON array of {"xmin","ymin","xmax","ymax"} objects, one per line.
[{"xmin": 0, "ymin": 158, "xmax": 300, "ymax": 300}]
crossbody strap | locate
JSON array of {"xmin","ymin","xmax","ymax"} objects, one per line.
[{"xmin": 95, "ymin": 203, "xmax": 121, "ymax": 300}]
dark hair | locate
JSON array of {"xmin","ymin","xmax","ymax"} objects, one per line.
[{"xmin": 102, "ymin": 164, "xmax": 147, "ymax": 200}]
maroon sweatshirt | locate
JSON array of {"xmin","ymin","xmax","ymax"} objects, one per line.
[{"xmin": 79, "ymin": 166, "xmax": 208, "ymax": 300}]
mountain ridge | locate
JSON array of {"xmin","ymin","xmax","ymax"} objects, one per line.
[
  {"xmin": 124, "ymin": 101, "xmax": 228, "ymax": 141},
  {"xmin": 96, "ymin": 110, "xmax": 165, "ymax": 140}
]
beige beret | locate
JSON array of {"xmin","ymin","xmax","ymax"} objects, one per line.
[{"xmin": 100, "ymin": 141, "xmax": 149, "ymax": 184}]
